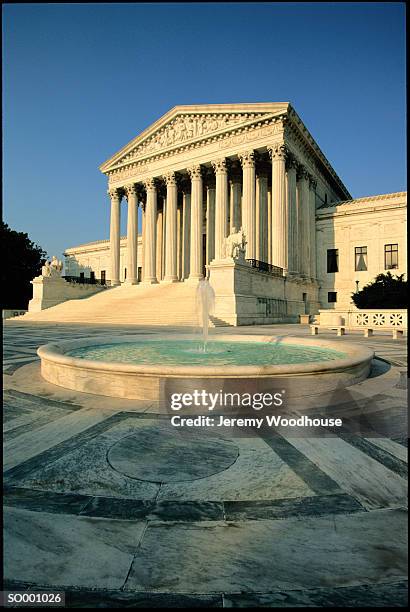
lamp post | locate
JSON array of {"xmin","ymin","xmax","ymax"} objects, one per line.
[{"xmin": 355, "ymin": 280, "xmax": 360, "ymax": 293}]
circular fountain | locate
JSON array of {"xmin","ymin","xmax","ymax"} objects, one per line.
[{"xmin": 37, "ymin": 333, "xmax": 374, "ymax": 401}]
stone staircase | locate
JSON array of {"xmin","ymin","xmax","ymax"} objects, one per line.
[{"xmin": 16, "ymin": 282, "xmax": 207, "ymax": 327}]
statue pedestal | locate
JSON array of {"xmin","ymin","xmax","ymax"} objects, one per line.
[
  {"xmin": 208, "ymin": 257, "xmax": 320, "ymax": 326},
  {"xmin": 28, "ymin": 275, "xmax": 104, "ymax": 313},
  {"xmin": 29, "ymin": 276, "xmax": 69, "ymax": 312}
]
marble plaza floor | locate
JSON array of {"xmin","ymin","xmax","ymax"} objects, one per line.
[{"xmin": 3, "ymin": 320, "xmax": 408, "ymax": 608}]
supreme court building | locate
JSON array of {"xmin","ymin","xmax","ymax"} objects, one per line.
[{"xmin": 63, "ymin": 103, "xmax": 407, "ymax": 325}]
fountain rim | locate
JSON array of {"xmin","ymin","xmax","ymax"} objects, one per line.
[{"xmin": 37, "ymin": 334, "xmax": 374, "ymax": 378}]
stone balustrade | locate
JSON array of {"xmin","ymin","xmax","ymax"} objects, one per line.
[{"xmin": 318, "ymin": 309, "xmax": 407, "ymax": 330}]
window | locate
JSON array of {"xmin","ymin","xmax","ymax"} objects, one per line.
[
  {"xmin": 90, "ymin": 271, "xmax": 95, "ymax": 283},
  {"xmin": 101, "ymin": 270, "xmax": 106, "ymax": 285},
  {"xmin": 355, "ymin": 246, "xmax": 367, "ymax": 271},
  {"xmin": 79, "ymin": 272, "xmax": 84, "ymax": 280},
  {"xmin": 124, "ymin": 268, "xmax": 127, "ymax": 280},
  {"xmin": 327, "ymin": 249, "xmax": 339, "ymax": 273},
  {"xmin": 385, "ymin": 244, "xmax": 398, "ymax": 270},
  {"xmin": 328, "ymin": 292, "xmax": 337, "ymax": 303},
  {"xmin": 137, "ymin": 267, "xmax": 142, "ymax": 282}
]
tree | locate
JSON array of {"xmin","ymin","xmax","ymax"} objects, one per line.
[
  {"xmin": 1, "ymin": 222, "xmax": 48, "ymax": 309},
  {"xmin": 351, "ymin": 272, "xmax": 408, "ymax": 309}
]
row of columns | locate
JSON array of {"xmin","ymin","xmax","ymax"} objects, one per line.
[{"xmin": 108, "ymin": 146, "xmax": 318, "ymax": 286}]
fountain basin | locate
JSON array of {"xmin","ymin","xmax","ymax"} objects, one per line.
[{"xmin": 37, "ymin": 334, "xmax": 374, "ymax": 401}]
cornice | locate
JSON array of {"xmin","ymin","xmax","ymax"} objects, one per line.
[
  {"xmin": 318, "ymin": 191, "xmax": 407, "ymax": 210},
  {"xmin": 285, "ymin": 105, "xmax": 351, "ymax": 200}
]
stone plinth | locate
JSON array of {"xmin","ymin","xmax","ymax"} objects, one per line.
[
  {"xmin": 208, "ymin": 259, "xmax": 320, "ymax": 326},
  {"xmin": 28, "ymin": 276, "xmax": 105, "ymax": 313}
]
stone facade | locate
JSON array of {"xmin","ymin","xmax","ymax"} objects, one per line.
[
  {"xmin": 62, "ymin": 103, "xmax": 407, "ymax": 323},
  {"xmin": 316, "ymin": 191, "xmax": 407, "ymax": 308}
]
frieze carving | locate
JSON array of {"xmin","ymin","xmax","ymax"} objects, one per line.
[
  {"xmin": 108, "ymin": 164, "xmax": 150, "ymax": 185},
  {"xmin": 218, "ymin": 121, "xmax": 284, "ymax": 150}
]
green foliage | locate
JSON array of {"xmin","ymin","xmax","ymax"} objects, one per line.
[
  {"xmin": 1, "ymin": 222, "xmax": 48, "ymax": 309},
  {"xmin": 351, "ymin": 272, "xmax": 408, "ymax": 309}
]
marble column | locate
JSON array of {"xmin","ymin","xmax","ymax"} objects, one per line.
[
  {"xmin": 286, "ymin": 154, "xmax": 298, "ymax": 275},
  {"xmin": 124, "ymin": 184, "xmax": 138, "ymax": 284},
  {"xmin": 188, "ymin": 164, "xmax": 203, "ymax": 281},
  {"xmin": 164, "ymin": 172, "xmax": 178, "ymax": 282},
  {"xmin": 309, "ymin": 176, "xmax": 317, "ymax": 280},
  {"xmin": 239, "ymin": 150, "xmax": 256, "ymax": 260},
  {"xmin": 296, "ymin": 164, "xmax": 310, "ymax": 278},
  {"xmin": 177, "ymin": 203, "xmax": 183, "ymax": 280},
  {"xmin": 109, "ymin": 188, "xmax": 121, "ymax": 286},
  {"xmin": 269, "ymin": 144, "xmax": 287, "ymax": 272},
  {"xmin": 161, "ymin": 196, "xmax": 166, "ymax": 280},
  {"xmin": 181, "ymin": 187, "xmax": 191, "ymax": 280},
  {"xmin": 267, "ymin": 188, "xmax": 272, "ymax": 264},
  {"xmin": 156, "ymin": 209, "xmax": 163, "ymax": 281},
  {"xmin": 229, "ymin": 176, "xmax": 242, "ymax": 233},
  {"xmin": 142, "ymin": 178, "xmax": 158, "ymax": 284},
  {"xmin": 256, "ymin": 171, "xmax": 268, "ymax": 262},
  {"xmin": 212, "ymin": 158, "xmax": 228, "ymax": 261},
  {"xmin": 141, "ymin": 201, "xmax": 145, "ymax": 282},
  {"xmin": 206, "ymin": 181, "xmax": 216, "ymax": 266}
]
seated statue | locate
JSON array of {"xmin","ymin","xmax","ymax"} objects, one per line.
[
  {"xmin": 41, "ymin": 261, "xmax": 51, "ymax": 277},
  {"xmin": 49, "ymin": 255, "xmax": 63, "ymax": 278},
  {"xmin": 222, "ymin": 227, "xmax": 247, "ymax": 260}
]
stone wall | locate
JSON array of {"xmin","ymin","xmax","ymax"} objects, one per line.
[
  {"xmin": 209, "ymin": 259, "xmax": 320, "ymax": 325},
  {"xmin": 28, "ymin": 276, "xmax": 106, "ymax": 313}
]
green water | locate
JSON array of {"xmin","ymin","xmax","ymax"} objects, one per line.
[{"xmin": 67, "ymin": 339, "xmax": 346, "ymax": 367}]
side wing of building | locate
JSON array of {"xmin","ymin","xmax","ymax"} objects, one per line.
[{"xmin": 316, "ymin": 191, "xmax": 407, "ymax": 308}]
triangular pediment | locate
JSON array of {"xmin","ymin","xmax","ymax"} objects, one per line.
[{"xmin": 100, "ymin": 103, "xmax": 289, "ymax": 173}]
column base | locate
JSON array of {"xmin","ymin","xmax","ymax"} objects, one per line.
[
  {"xmin": 161, "ymin": 276, "xmax": 179, "ymax": 284},
  {"xmin": 110, "ymin": 280, "xmax": 121, "ymax": 287},
  {"xmin": 185, "ymin": 275, "xmax": 203, "ymax": 285},
  {"xmin": 124, "ymin": 279, "xmax": 138, "ymax": 285},
  {"xmin": 140, "ymin": 278, "xmax": 158, "ymax": 286}
]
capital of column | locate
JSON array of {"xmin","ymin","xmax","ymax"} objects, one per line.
[
  {"xmin": 238, "ymin": 150, "xmax": 255, "ymax": 168},
  {"xmin": 108, "ymin": 187, "xmax": 122, "ymax": 201},
  {"xmin": 187, "ymin": 164, "xmax": 203, "ymax": 180},
  {"xmin": 164, "ymin": 171, "xmax": 178, "ymax": 187},
  {"xmin": 144, "ymin": 177, "xmax": 157, "ymax": 191},
  {"xmin": 211, "ymin": 158, "xmax": 228, "ymax": 174},
  {"xmin": 285, "ymin": 152, "xmax": 298, "ymax": 171},
  {"xmin": 124, "ymin": 183, "xmax": 138, "ymax": 199},
  {"xmin": 296, "ymin": 163, "xmax": 310, "ymax": 182},
  {"xmin": 309, "ymin": 176, "xmax": 318, "ymax": 191},
  {"xmin": 267, "ymin": 143, "xmax": 287, "ymax": 162}
]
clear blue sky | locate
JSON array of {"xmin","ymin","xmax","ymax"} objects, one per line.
[{"xmin": 3, "ymin": 2, "xmax": 406, "ymax": 259}]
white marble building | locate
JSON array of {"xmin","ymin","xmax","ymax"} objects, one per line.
[{"xmin": 62, "ymin": 103, "xmax": 407, "ymax": 324}]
